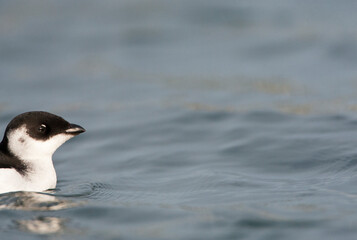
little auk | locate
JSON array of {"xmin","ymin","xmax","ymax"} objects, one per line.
[{"xmin": 0, "ymin": 111, "xmax": 85, "ymax": 194}]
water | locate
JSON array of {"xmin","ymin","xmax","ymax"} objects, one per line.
[{"xmin": 1, "ymin": 1, "xmax": 357, "ymax": 239}]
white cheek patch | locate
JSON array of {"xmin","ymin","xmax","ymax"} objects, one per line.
[
  {"xmin": 7, "ymin": 126, "xmax": 74, "ymax": 162},
  {"xmin": 7, "ymin": 126, "xmax": 29, "ymax": 159}
]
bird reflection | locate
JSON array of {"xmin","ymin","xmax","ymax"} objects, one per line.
[
  {"xmin": 15, "ymin": 216, "xmax": 66, "ymax": 234},
  {"xmin": 0, "ymin": 191, "xmax": 82, "ymax": 234},
  {"xmin": 0, "ymin": 191, "xmax": 81, "ymax": 211}
]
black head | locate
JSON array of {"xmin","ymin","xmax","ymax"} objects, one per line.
[
  {"xmin": 2, "ymin": 111, "xmax": 85, "ymax": 143},
  {"xmin": 0, "ymin": 111, "xmax": 85, "ymax": 176}
]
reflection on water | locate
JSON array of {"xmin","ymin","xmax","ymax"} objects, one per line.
[
  {"xmin": 0, "ymin": 191, "xmax": 81, "ymax": 211},
  {"xmin": 15, "ymin": 216, "xmax": 66, "ymax": 235},
  {"xmin": 0, "ymin": 192, "xmax": 83, "ymax": 235}
]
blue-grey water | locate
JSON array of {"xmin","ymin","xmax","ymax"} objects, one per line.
[{"xmin": 1, "ymin": 1, "xmax": 357, "ymax": 239}]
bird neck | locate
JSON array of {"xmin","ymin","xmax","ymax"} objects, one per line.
[{"xmin": 25, "ymin": 156, "xmax": 57, "ymax": 190}]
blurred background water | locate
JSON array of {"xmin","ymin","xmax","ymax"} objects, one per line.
[{"xmin": 1, "ymin": 0, "xmax": 357, "ymax": 239}]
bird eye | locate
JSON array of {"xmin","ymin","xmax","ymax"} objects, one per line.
[{"xmin": 38, "ymin": 124, "xmax": 47, "ymax": 133}]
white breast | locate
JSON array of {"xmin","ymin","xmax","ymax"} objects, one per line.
[
  {"xmin": 0, "ymin": 169, "xmax": 26, "ymax": 193},
  {"xmin": 0, "ymin": 163, "xmax": 57, "ymax": 194}
]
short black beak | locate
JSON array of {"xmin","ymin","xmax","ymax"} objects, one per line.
[{"xmin": 65, "ymin": 123, "xmax": 86, "ymax": 135}]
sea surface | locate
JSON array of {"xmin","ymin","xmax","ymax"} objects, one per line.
[{"xmin": 1, "ymin": 1, "xmax": 357, "ymax": 239}]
